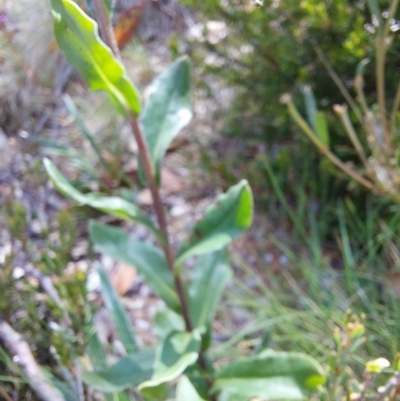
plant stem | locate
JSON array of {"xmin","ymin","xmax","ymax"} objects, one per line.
[
  {"xmin": 313, "ymin": 45, "xmax": 364, "ymax": 127},
  {"xmin": 93, "ymin": 0, "xmax": 194, "ymax": 332},
  {"xmin": 128, "ymin": 116, "xmax": 193, "ymax": 332},
  {"xmin": 0, "ymin": 387, "xmax": 13, "ymax": 401},
  {"xmin": 390, "ymin": 78, "xmax": 400, "ymax": 134},
  {"xmin": 334, "ymin": 104, "xmax": 369, "ymax": 169},
  {"xmin": 0, "ymin": 319, "xmax": 65, "ymax": 401},
  {"xmin": 93, "ymin": 0, "xmax": 121, "ymax": 58},
  {"xmin": 94, "ymin": 2, "xmax": 209, "ymax": 384},
  {"xmin": 375, "ymin": 37, "xmax": 391, "ymax": 148},
  {"xmin": 128, "ymin": 116, "xmax": 219, "ymax": 398},
  {"xmin": 282, "ymin": 95, "xmax": 378, "ymax": 192}
]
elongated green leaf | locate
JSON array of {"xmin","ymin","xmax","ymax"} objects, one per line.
[
  {"xmin": 86, "ymin": 328, "xmax": 107, "ymax": 370},
  {"xmin": 314, "ymin": 112, "xmax": 329, "ymax": 147},
  {"xmin": 302, "ymin": 85, "xmax": 317, "ymax": 132},
  {"xmin": 176, "ymin": 376, "xmax": 207, "ymax": 401},
  {"xmin": 108, "ymin": 393, "xmax": 130, "ymax": 401},
  {"xmin": 82, "ymin": 350, "xmax": 154, "ymax": 392},
  {"xmin": 302, "ymin": 87, "xmax": 329, "ymax": 146},
  {"xmin": 188, "ymin": 252, "xmax": 232, "ymax": 328},
  {"xmin": 51, "ymin": 0, "xmax": 140, "ymax": 115},
  {"xmin": 63, "ymin": 95, "xmax": 106, "ymax": 165},
  {"xmin": 85, "ymin": 328, "xmax": 128, "ymax": 401},
  {"xmin": 42, "ymin": 369, "xmax": 77, "ymax": 401},
  {"xmin": 140, "ymin": 384, "xmax": 168, "ymax": 400},
  {"xmin": 176, "ymin": 180, "xmax": 253, "ymax": 266},
  {"xmin": 139, "ymin": 331, "xmax": 201, "ymax": 390},
  {"xmin": 213, "ymin": 350, "xmax": 325, "ymax": 400},
  {"xmin": 98, "ymin": 265, "xmax": 137, "ymax": 354},
  {"xmin": 89, "ymin": 221, "xmax": 180, "ymax": 311},
  {"xmin": 141, "ymin": 57, "xmax": 192, "ymax": 183},
  {"xmin": 356, "ymin": 58, "xmax": 370, "ymax": 77},
  {"xmin": 43, "ymin": 158, "xmax": 163, "ymax": 243},
  {"xmin": 154, "ymin": 309, "xmax": 185, "ymax": 340}
]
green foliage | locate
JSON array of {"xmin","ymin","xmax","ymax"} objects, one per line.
[
  {"xmin": 44, "ymin": 158, "xmax": 163, "ymax": 242},
  {"xmin": 213, "ymin": 350, "xmax": 325, "ymax": 400},
  {"xmin": 321, "ymin": 312, "xmax": 400, "ymax": 401},
  {"xmin": 182, "ymin": 0, "xmax": 384, "ymax": 139},
  {"xmin": 139, "ymin": 330, "xmax": 201, "ymax": 390},
  {"xmin": 0, "ymin": 198, "xmax": 93, "ymax": 399},
  {"xmin": 140, "ymin": 57, "xmax": 193, "ymax": 184},
  {"xmin": 187, "ymin": 252, "xmax": 232, "ymax": 329},
  {"xmin": 176, "ymin": 179, "xmax": 253, "ymax": 265},
  {"xmin": 50, "ymin": 0, "xmax": 140, "ymax": 116},
  {"xmin": 39, "ymin": 1, "xmax": 327, "ymax": 400},
  {"xmin": 176, "ymin": 375, "xmax": 207, "ymax": 401},
  {"xmin": 82, "ymin": 351, "xmax": 154, "ymax": 392},
  {"xmin": 98, "ymin": 266, "xmax": 138, "ymax": 354},
  {"xmin": 89, "ymin": 221, "xmax": 180, "ymax": 312},
  {"xmin": 283, "ymin": 0, "xmax": 400, "ymax": 204}
]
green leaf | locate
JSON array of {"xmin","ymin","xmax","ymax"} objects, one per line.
[
  {"xmin": 85, "ymin": 329, "xmax": 130, "ymax": 401},
  {"xmin": 140, "ymin": 384, "xmax": 168, "ymax": 400},
  {"xmin": 366, "ymin": 0, "xmax": 382, "ymax": 28},
  {"xmin": 176, "ymin": 376, "xmax": 207, "ymax": 401},
  {"xmin": 302, "ymin": 86, "xmax": 329, "ymax": 146},
  {"xmin": 188, "ymin": 252, "xmax": 232, "ymax": 328},
  {"xmin": 213, "ymin": 350, "xmax": 325, "ymax": 400},
  {"xmin": 154, "ymin": 309, "xmax": 185, "ymax": 340},
  {"xmin": 139, "ymin": 331, "xmax": 201, "ymax": 390},
  {"xmin": 98, "ymin": 265, "xmax": 137, "ymax": 354},
  {"xmin": 82, "ymin": 350, "xmax": 154, "ymax": 392},
  {"xmin": 141, "ymin": 57, "xmax": 192, "ymax": 183},
  {"xmin": 86, "ymin": 327, "xmax": 107, "ymax": 369},
  {"xmin": 176, "ymin": 180, "xmax": 253, "ymax": 266},
  {"xmin": 89, "ymin": 221, "xmax": 180, "ymax": 311},
  {"xmin": 107, "ymin": 393, "xmax": 130, "ymax": 401},
  {"xmin": 51, "ymin": 0, "xmax": 140, "ymax": 116},
  {"xmin": 314, "ymin": 112, "xmax": 330, "ymax": 147},
  {"xmin": 63, "ymin": 95, "xmax": 107, "ymax": 166},
  {"xmin": 356, "ymin": 58, "xmax": 370, "ymax": 77},
  {"xmin": 302, "ymin": 85, "xmax": 317, "ymax": 132},
  {"xmin": 43, "ymin": 158, "xmax": 163, "ymax": 243},
  {"xmin": 42, "ymin": 368, "xmax": 77, "ymax": 401}
]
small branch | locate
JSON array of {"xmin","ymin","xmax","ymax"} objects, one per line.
[
  {"xmin": 333, "ymin": 104, "xmax": 369, "ymax": 168},
  {"xmin": 0, "ymin": 387, "xmax": 14, "ymax": 401},
  {"xmin": 128, "ymin": 116, "xmax": 193, "ymax": 332},
  {"xmin": 313, "ymin": 45, "xmax": 364, "ymax": 126},
  {"xmin": 382, "ymin": 0, "xmax": 400, "ymax": 38},
  {"xmin": 390, "ymin": 78, "xmax": 400, "ymax": 134},
  {"xmin": 93, "ymin": 0, "xmax": 121, "ymax": 58},
  {"xmin": 375, "ymin": 39, "xmax": 391, "ymax": 148},
  {"xmin": 354, "ymin": 70, "xmax": 370, "ymax": 117},
  {"xmin": 0, "ymin": 319, "xmax": 65, "ymax": 401},
  {"xmin": 281, "ymin": 95, "xmax": 378, "ymax": 192}
]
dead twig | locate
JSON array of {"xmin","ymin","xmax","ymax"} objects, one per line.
[
  {"xmin": 0, "ymin": 386, "xmax": 14, "ymax": 401},
  {"xmin": 0, "ymin": 319, "xmax": 65, "ymax": 401}
]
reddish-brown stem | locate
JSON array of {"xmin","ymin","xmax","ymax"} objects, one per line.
[
  {"xmin": 128, "ymin": 116, "xmax": 193, "ymax": 332},
  {"xmin": 92, "ymin": 0, "xmax": 121, "ymax": 58},
  {"xmin": 93, "ymin": 0, "xmax": 193, "ymax": 332},
  {"xmin": 94, "ymin": 1, "xmax": 209, "ymax": 385}
]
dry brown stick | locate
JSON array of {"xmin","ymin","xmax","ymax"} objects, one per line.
[
  {"xmin": 0, "ymin": 386, "xmax": 14, "ymax": 401},
  {"xmin": 93, "ymin": 0, "xmax": 121, "ymax": 58},
  {"xmin": 0, "ymin": 319, "xmax": 65, "ymax": 401}
]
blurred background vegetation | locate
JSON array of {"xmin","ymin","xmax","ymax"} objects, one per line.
[{"xmin": 1, "ymin": 0, "xmax": 400, "ymax": 400}]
